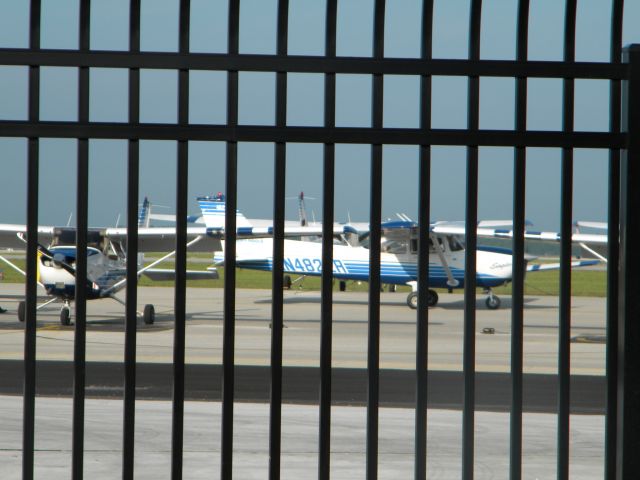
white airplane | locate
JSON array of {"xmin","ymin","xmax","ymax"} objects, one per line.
[
  {"xmin": 0, "ymin": 197, "xmax": 353, "ymax": 325},
  {"xmin": 0, "ymin": 198, "xmax": 221, "ymax": 325},
  {"xmin": 197, "ymin": 194, "xmax": 599, "ymax": 310}
]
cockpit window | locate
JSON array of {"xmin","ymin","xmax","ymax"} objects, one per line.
[{"xmin": 448, "ymin": 235, "xmax": 465, "ymax": 251}]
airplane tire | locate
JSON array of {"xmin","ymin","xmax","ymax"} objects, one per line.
[
  {"xmin": 485, "ymin": 295, "xmax": 501, "ymax": 310},
  {"xmin": 407, "ymin": 292, "xmax": 418, "ymax": 309},
  {"xmin": 18, "ymin": 301, "xmax": 26, "ymax": 322},
  {"xmin": 428, "ymin": 289, "xmax": 439, "ymax": 307},
  {"xmin": 143, "ymin": 304, "xmax": 155, "ymax": 325},
  {"xmin": 60, "ymin": 307, "xmax": 71, "ymax": 326},
  {"xmin": 339, "ymin": 281, "xmax": 346, "ymax": 292},
  {"xmin": 283, "ymin": 275, "xmax": 292, "ymax": 290},
  {"xmin": 407, "ymin": 290, "xmax": 438, "ymax": 309}
]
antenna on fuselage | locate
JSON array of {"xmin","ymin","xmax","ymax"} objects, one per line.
[{"xmin": 298, "ymin": 192, "xmax": 307, "ymax": 226}]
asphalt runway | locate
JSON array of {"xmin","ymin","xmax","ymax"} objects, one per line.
[
  {"xmin": 0, "ymin": 284, "xmax": 608, "ymax": 413},
  {"xmin": 0, "ymin": 360, "xmax": 605, "ymax": 414}
]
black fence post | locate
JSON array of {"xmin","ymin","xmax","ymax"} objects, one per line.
[{"xmin": 618, "ymin": 43, "xmax": 640, "ymax": 480}]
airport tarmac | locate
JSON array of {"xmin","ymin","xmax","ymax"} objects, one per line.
[
  {"xmin": 0, "ymin": 284, "xmax": 607, "ymax": 375},
  {"xmin": 0, "ymin": 396, "xmax": 606, "ymax": 480},
  {"xmin": 0, "ymin": 285, "xmax": 610, "ymax": 478}
]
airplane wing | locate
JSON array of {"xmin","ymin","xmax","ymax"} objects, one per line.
[
  {"xmin": 430, "ymin": 224, "xmax": 608, "ymax": 245},
  {"xmin": 0, "ymin": 222, "xmax": 358, "ymax": 254},
  {"xmin": 0, "ymin": 224, "xmax": 56, "ymax": 250},
  {"xmin": 575, "ymin": 221, "xmax": 607, "ymax": 230},
  {"xmin": 203, "ymin": 224, "xmax": 358, "ymax": 239},
  {"xmin": 104, "ymin": 226, "xmax": 222, "ymax": 253}
]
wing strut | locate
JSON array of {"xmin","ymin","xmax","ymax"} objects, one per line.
[
  {"xmin": 578, "ymin": 242, "xmax": 608, "ymax": 263},
  {"xmin": 102, "ymin": 235, "xmax": 205, "ymax": 295},
  {"xmin": 429, "ymin": 233, "xmax": 460, "ymax": 288},
  {"xmin": 0, "ymin": 255, "xmax": 46, "ymax": 289}
]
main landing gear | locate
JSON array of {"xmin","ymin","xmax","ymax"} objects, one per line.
[
  {"xmin": 406, "ymin": 289, "xmax": 439, "ymax": 309},
  {"xmin": 406, "ymin": 288, "xmax": 502, "ymax": 310},
  {"xmin": 18, "ymin": 299, "xmax": 73, "ymax": 325},
  {"xmin": 17, "ymin": 298, "xmax": 157, "ymax": 326},
  {"xmin": 142, "ymin": 304, "xmax": 155, "ymax": 325},
  {"xmin": 484, "ymin": 289, "xmax": 501, "ymax": 310}
]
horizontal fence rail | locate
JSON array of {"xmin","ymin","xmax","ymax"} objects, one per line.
[
  {"xmin": 0, "ymin": 0, "xmax": 637, "ymax": 479},
  {"xmin": 0, "ymin": 123, "xmax": 627, "ymax": 148},
  {"xmin": 0, "ymin": 50, "xmax": 630, "ymax": 79}
]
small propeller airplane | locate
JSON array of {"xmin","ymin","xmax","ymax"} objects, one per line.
[
  {"xmin": 0, "ymin": 197, "xmax": 222, "ymax": 325},
  {"xmin": 0, "ymin": 197, "xmax": 354, "ymax": 325},
  {"xmin": 197, "ymin": 193, "xmax": 599, "ymax": 310}
]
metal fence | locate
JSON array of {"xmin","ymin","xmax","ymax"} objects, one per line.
[{"xmin": 0, "ymin": 0, "xmax": 638, "ymax": 479}]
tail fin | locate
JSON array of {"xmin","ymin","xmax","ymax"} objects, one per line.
[
  {"xmin": 197, "ymin": 193, "xmax": 252, "ymax": 229},
  {"xmin": 138, "ymin": 196, "xmax": 151, "ymax": 228}
]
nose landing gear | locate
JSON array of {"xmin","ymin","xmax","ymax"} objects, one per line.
[{"xmin": 60, "ymin": 302, "xmax": 71, "ymax": 326}]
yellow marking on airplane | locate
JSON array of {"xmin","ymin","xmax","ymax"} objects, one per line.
[{"xmin": 36, "ymin": 250, "xmax": 42, "ymax": 284}]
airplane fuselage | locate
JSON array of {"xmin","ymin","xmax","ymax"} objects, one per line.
[
  {"xmin": 214, "ymin": 238, "xmax": 514, "ymax": 289},
  {"xmin": 38, "ymin": 246, "xmax": 124, "ymax": 299}
]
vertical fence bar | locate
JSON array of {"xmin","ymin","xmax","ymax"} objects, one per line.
[
  {"xmin": 318, "ymin": 1, "xmax": 337, "ymax": 478},
  {"xmin": 123, "ymin": 0, "xmax": 141, "ymax": 478},
  {"xmin": 463, "ymin": 1, "xmax": 482, "ymax": 479},
  {"xmin": 172, "ymin": 146, "xmax": 188, "ymax": 479},
  {"xmin": 72, "ymin": 1, "xmax": 91, "ymax": 478},
  {"xmin": 415, "ymin": 1, "xmax": 434, "ymax": 479},
  {"xmin": 269, "ymin": 1, "xmax": 289, "ymax": 478},
  {"xmin": 221, "ymin": 1, "xmax": 240, "ymax": 478},
  {"xmin": 605, "ymin": 2, "xmax": 624, "ymax": 479},
  {"xmin": 618, "ymin": 43, "xmax": 640, "ymax": 480},
  {"xmin": 269, "ymin": 150, "xmax": 285, "ymax": 479},
  {"xmin": 366, "ymin": 1, "xmax": 385, "ymax": 479},
  {"xmin": 171, "ymin": 2, "xmax": 190, "ymax": 478},
  {"xmin": 510, "ymin": 2, "xmax": 529, "ymax": 480},
  {"xmin": 557, "ymin": 2, "xmax": 577, "ymax": 479},
  {"xmin": 22, "ymin": 1, "xmax": 41, "ymax": 479}
]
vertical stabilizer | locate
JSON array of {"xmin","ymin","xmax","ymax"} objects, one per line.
[
  {"xmin": 138, "ymin": 197, "xmax": 151, "ymax": 228},
  {"xmin": 197, "ymin": 193, "xmax": 252, "ymax": 229}
]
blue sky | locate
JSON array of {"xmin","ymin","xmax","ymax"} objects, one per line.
[{"xmin": 0, "ymin": 0, "xmax": 639, "ymax": 231}]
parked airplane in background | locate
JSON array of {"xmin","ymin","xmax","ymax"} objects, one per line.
[
  {"xmin": 0, "ymin": 196, "xmax": 350, "ymax": 325},
  {"xmin": 0, "ymin": 198, "xmax": 221, "ymax": 325},
  {"xmin": 572, "ymin": 221, "xmax": 608, "ymax": 262},
  {"xmin": 198, "ymin": 194, "xmax": 599, "ymax": 310}
]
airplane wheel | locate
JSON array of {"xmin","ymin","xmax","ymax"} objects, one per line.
[
  {"xmin": 143, "ymin": 304, "xmax": 155, "ymax": 325},
  {"xmin": 283, "ymin": 275, "xmax": 292, "ymax": 290},
  {"xmin": 60, "ymin": 307, "xmax": 71, "ymax": 326},
  {"xmin": 407, "ymin": 292, "xmax": 418, "ymax": 309},
  {"xmin": 339, "ymin": 281, "xmax": 346, "ymax": 292},
  {"xmin": 18, "ymin": 301, "xmax": 26, "ymax": 322},
  {"xmin": 485, "ymin": 295, "xmax": 501, "ymax": 310},
  {"xmin": 428, "ymin": 289, "xmax": 439, "ymax": 307},
  {"xmin": 388, "ymin": 284, "xmax": 397, "ymax": 293}
]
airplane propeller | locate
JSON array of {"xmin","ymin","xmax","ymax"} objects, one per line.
[{"xmin": 36, "ymin": 243, "xmax": 77, "ymax": 276}]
